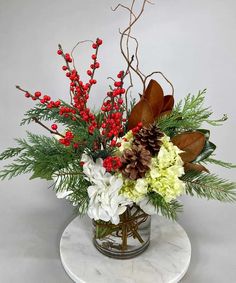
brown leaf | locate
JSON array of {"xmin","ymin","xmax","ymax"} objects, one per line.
[
  {"xmin": 171, "ymin": 131, "xmax": 206, "ymax": 163},
  {"xmin": 161, "ymin": 95, "xmax": 174, "ymax": 113},
  {"xmin": 143, "ymin": 79, "xmax": 164, "ymax": 118},
  {"xmin": 184, "ymin": 162, "xmax": 209, "ymax": 173},
  {"xmin": 128, "ymin": 98, "xmax": 154, "ymax": 130}
]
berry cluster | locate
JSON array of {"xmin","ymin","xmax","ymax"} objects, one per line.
[
  {"xmin": 59, "ymin": 131, "xmax": 74, "ymax": 147},
  {"xmin": 103, "ymin": 156, "xmax": 122, "ymax": 172},
  {"xmin": 23, "ymin": 90, "xmax": 61, "ymax": 109},
  {"xmin": 57, "ymin": 38, "xmax": 103, "ymax": 135},
  {"xmin": 131, "ymin": 122, "xmax": 143, "ymax": 135},
  {"xmin": 100, "ymin": 71, "xmax": 126, "ymax": 146}
]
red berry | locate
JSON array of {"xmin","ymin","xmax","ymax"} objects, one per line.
[
  {"xmin": 34, "ymin": 91, "xmax": 41, "ymax": 97},
  {"xmin": 92, "ymin": 43, "xmax": 98, "ymax": 49},
  {"xmin": 87, "ymin": 70, "xmax": 92, "ymax": 76},
  {"xmin": 62, "ymin": 66, "xmax": 68, "ymax": 71},
  {"xmin": 57, "ymin": 50, "xmax": 63, "ymax": 55},
  {"xmin": 73, "ymin": 143, "xmax": 79, "ymax": 149},
  {"xmin": 51, "ymin": 124, "xmax": 58, "ymax": 130},
  {"xmin": 96, "ymin": 38, "xmax": 103, "ymax": 45},
  {"xmin": 120, "ymin": 88, "xmax": 126, "ymax": 94},
  {"xmin": 25, "ymin": 92, "xmax": 30, "ymax": 98},
  {"xmin": 91, "ymin": 54, "xmax": 97, "ymax": 60},
  {"xmin": 54, "ymin": 100, "xmax": 61, "ymax": 107},
  {"xmin": 114, "ymin": 81, "xmax": 122, "ymax": 87},
  {"xmin": 117, "ymin": 71, "xmax": 124, "ymax": 79}
]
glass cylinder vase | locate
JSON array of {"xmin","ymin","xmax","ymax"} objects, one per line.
[{"xmin": 92, "ymin": 206, "xmax": 151, "ymax": 259}]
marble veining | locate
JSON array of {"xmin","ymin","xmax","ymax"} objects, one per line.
[{"xmin": 60, "ymin": 216, "xmax": 191, "ymax": 283}]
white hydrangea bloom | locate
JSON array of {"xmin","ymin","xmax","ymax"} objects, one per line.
[{"xmin": 82, "ymin": 154, "xmax": 132, "ymax": 224}]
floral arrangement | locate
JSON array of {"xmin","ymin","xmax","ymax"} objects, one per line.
[{"xmin": 0, "ymin": 0, "xmax": 235, "ymax": 253}]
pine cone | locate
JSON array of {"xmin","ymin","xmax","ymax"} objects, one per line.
[
  {"xmin": 120, "ymin": 145, "xmax": 151, "ymax": 180},
  {"xmin": 133, "ymin": 124, "xmax": 163, "ymax": 156}
]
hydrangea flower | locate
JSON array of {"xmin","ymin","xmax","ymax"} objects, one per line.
[
  {"xmin": 81, "ymin": 154, "xmax": 132, "ymax": 224},
  {"xmin": 120, "ymin": 135, "xmax": 185, "ymax": 203}
]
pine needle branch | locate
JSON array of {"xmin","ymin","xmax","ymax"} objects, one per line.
[
  {"xmin": 157, "ymin": 90, "xmax": 227, "ymax": 137},
  {"xmin": 148, "ymin": 192, "xmax": 183, "ymax": 220},
  {"xmin": 181, "ymin": 171, "xmax": 236, "ymax": 202},
  {"xmin": 202, "ymin": 157, "xmax": 236, "ymax": 169}
]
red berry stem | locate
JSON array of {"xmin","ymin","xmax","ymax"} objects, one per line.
[
  {"xmin": 32, "ymin": 117, "xmax": 65, "ymax": 138},
  {"xmin": 86, "ymin": 38, "xmax": 103, "ymax": 95}
]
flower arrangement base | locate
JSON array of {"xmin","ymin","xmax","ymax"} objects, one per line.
[
  {"xmin": 93, "ymin": 207, "xmax": 151, "ymax": 259},
  {"xmin": 60, "ymin": 215, "xmax": 191, "ymax": 283}
]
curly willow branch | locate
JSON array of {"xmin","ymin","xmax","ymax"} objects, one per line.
[
  {"xmin": 112, "ymin": 0, "xmax": 150, "ymax": 93},
  {"xmin": 70, "ymin": 39, "xmax": 93, "ymax": 70},
  {"xmin": 112, "ymin": 0, "xmax": 174, "ymax": 96}
]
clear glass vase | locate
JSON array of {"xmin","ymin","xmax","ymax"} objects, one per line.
[{"xmin": 92, "ymin": 206, "xmax": 151, "ymax": 259}]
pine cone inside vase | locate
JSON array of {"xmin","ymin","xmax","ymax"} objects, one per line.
[
  {"xmin": 120, "ymin": 144, "xmax": 151, "ymax": 180},
  {"xmin": 133, "ymin": 124, "xmax": 164, "ymax": 156}
]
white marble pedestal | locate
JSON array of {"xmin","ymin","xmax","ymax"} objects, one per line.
[{"xmin": 60, "ymin": 216, "xmax": 191, "ymax": 283}]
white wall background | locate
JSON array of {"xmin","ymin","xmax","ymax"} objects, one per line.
[{"xmin": 0, "ymin": 0, "xmax": 235, "ymax": 282}]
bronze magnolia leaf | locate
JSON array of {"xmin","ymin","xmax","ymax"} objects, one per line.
[
  {"xmin": 184, "ymin": 162, "xmax": 209, "ymax": 173},
  {"xmin": 127, "ymin": 79, "xmax": 174, "ymax": 130},
  {"xmin": 171, "ymin": 131, "xmax": 206, "ymax": 163},
  {"xmin": 128, "ymin": 98, "xmax": 154, "ymax": 130},
  {"xmin": 161, "ymin": 95, "xmax": 174, "ymax": 113},
  {"xmin": 143, "ymin": 79, "xmax": 164, "ymax": 118}
]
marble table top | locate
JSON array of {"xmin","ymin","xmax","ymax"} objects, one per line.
[{"xmin": 60, "ymin": 216, "xmax": 191, "ymax": 283}]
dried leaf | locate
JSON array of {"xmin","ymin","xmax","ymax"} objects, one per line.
[
  {"xmin": 171, "ymin": 131, "xmax": 206, "ymax": 162},
  {"xmin": 128, "ymin": 98, "xmax": 154, "ymax": 130},
  {"xmin": 161, "ymin": 95, "xmax": 174, "ymax": 113},
  {"xmin": 184, "ymin": 162, "xmax": 209, "ymax": 173},
  {"xmin": 143, "ymin": 79, "xmax": 164, "ymax": 118}
]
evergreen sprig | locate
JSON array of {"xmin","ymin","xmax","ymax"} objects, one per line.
[
  {"xmin": 20, "ymin": 100, "xmax": 82, "ymax": 128},
  {"xmin": 202, "ymin": 157, "xmax": 236, "ymax": 169},
  {"xmin": 181, "ymin": 171, "xmax": 236, "ymax": 202},
  {"xmin": 53, "ymin": 169, "xmax": 90, "ymax": 214},
  {"xmin": 157, "ymin": 90, "xmax": 227, "ymax": 137},
  {"xmin": 0, "ymin": 132, "xmax": 79, "ymax": 180},
  {"xmin": 148, "ymin": 192, "xmax": 183, "ymax": 220}
]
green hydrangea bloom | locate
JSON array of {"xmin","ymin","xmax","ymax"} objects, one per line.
[
  {"xmin": 147, "ymin": 135, "xmax": 185, "ymax": 202},
  {"xmin": 119, "ymin": 134, "xmax": 185, "ymax": 203}
]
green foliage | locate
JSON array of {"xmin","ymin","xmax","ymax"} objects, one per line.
[
  {"xmin": 0, "ymin": 132, "xmax": 79, "ymax": 180},
  {"xmin": 181, "ymin": 171, "xmax": 236, "ymax": 202},
  {"xmin": 20, "ymin": 100, "xmax": 82, "ymax": 128},
  {"xmin": 193, "ymin": 129, "xmax": 216, "ymax": 163},
  {"xmin": 148, "ymin": 192, "xmax": 183, "ymax": 220},
  {"xmin": 202, "ymin": 157, "xmax": 236, "ymax": 169},
  {"xmin": 157, "ymin": 90, "xmax": 227, "ymax": 137},
  {"xmin": 53, "ymin": 169, "xmax": 90, "ymax": 214}
]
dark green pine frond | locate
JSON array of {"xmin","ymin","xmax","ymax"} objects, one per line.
[
  {"xmin": 0, "ymin": 132, "xmax": 82, "ymax": 181},
  {"xmin": 0, "ymin": 146, "xmax": 24, "ymax": 160},
  {"xmin": 181, "ymin": 171, "xmax": 236, "ymax": 202},
  {"xmin": 148, "ymin": 192, "xmax": 183, "ymax": 221},
  {"xmin": 202, "ymin": 157, "xmax": 236, "ymax": 169},
  {"xmin": 157, "ymin": 90, "xmax": 227, "ymax": 137},
  {"xmin": 20, "ymin": 100, "xmax": 83, "ymax": 129},
  {"xmin": 53, "ymin": 168, "xmax": 90, "ymax": 215},
  {"xmin": 0, "ymin": 157, "xmax": 34, "ymax": 179}
]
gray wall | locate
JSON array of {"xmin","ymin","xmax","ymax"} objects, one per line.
[{"xmin": 0, "ymin": 0, "xmax": 235, "ymax": 282}]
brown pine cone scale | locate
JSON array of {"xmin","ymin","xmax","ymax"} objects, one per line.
[
  {"xmin": 133, "ymin": 124, "xmax": 163, "ymax": 156},
  {"xmin": 120, "ymin": 145, "xmax": 151, "ymax": 180}
]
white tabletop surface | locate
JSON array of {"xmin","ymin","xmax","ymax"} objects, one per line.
[{"xmin": 60, "ymin": 216, "xmax": 191, "ymax": 283}]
